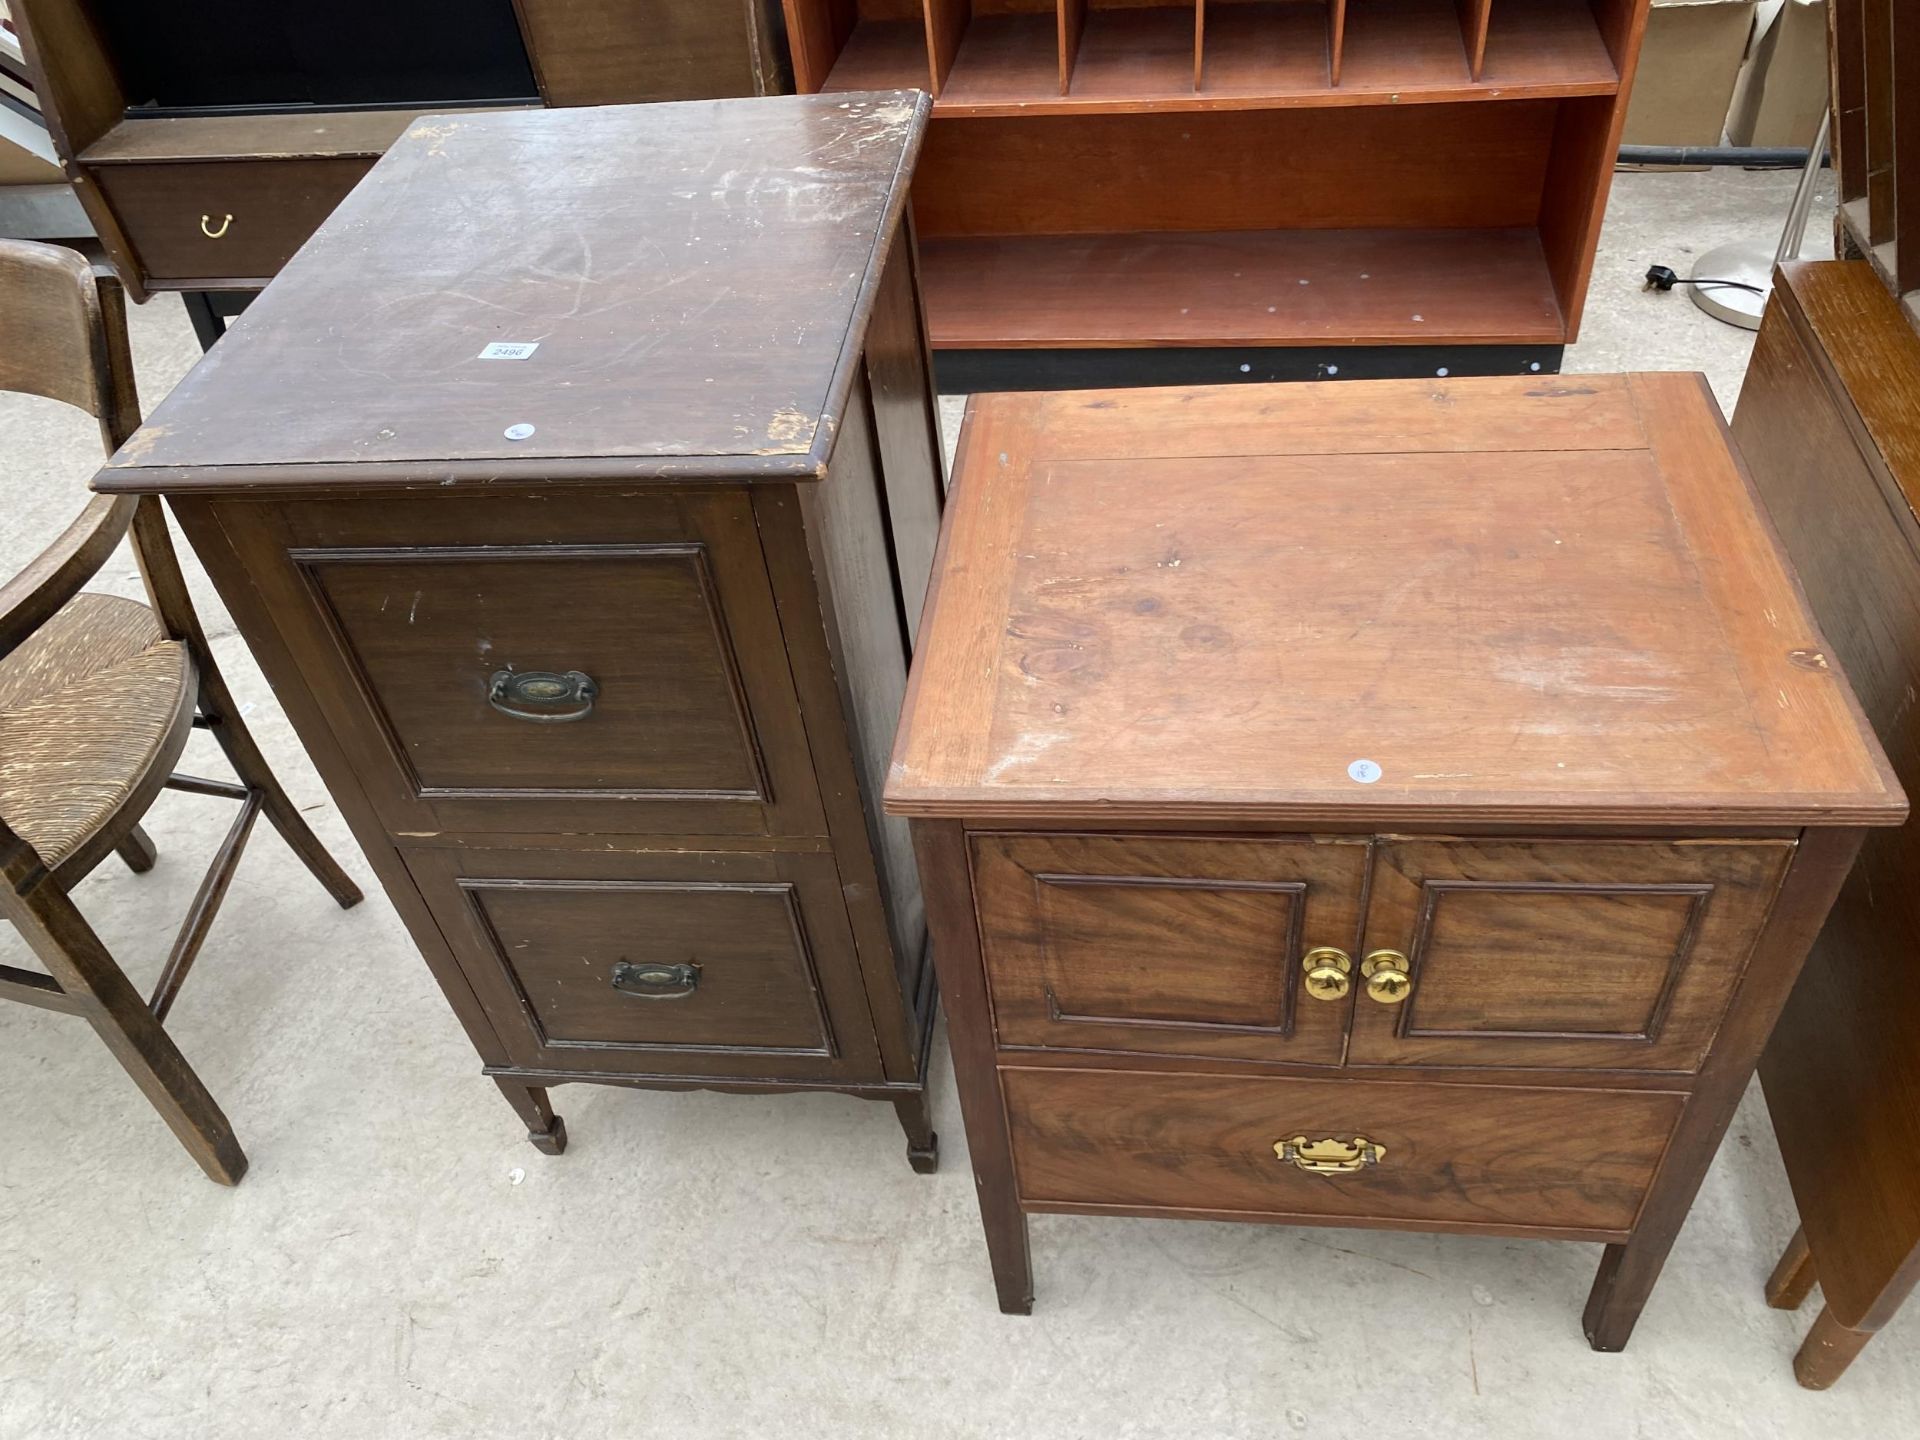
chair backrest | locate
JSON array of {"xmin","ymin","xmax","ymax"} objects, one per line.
[{"xmin": 0, "ymin": 239, "xmax": 142, "ymax": 660}]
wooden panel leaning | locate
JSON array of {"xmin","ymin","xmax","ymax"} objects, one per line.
[
  {"xmin": 886, "ymin": 374, "xmax": 1903, "ymax": 1348},
  {"xmin": 95, "ymin": 96, "xmax": 949, "ymax": 1171},
  {"xmin": 0, "ymin": 240, "xmax": 362, "ymax": 1185},
  {"xmin": 1737, "ymin": 260, "xmax": 1920, "ymax": 1387}
]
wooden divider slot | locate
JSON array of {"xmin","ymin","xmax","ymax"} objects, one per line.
[
  {"xmin": 1197, "ymin": 1, "xmax": 1336, "ymax": 94},
  {"xmin": 1061, "ymin": 0, "xmax": 1089, "ymax": 93},
  {"xmin": 1458, "ymin": 0, "xmax": 1493, "ymax": 77},
  {"xmin": 1330, "ymin": 0, "xmax": 1348, "ymax": 83},
  {"xmin": 928, "ymin": 0, "xmax": 971, "ymax": 91}
]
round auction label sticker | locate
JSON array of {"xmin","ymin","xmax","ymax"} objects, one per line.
[{"xmin": 1347, "ymin": 759, "xmax": 1383, "ymax": 784}]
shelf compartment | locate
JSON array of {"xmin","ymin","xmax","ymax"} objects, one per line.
[
  {"xmin": 1197, "ymin": 2, "xmax": 1336, "ymax": 95},
  {"xmin": 917, "ymin": 227, "xmax": 1566, "ymax": 347},
  {"xmin": 1479, "ymin": 0, "xmax": 1619, "ymax": 90},
  {"xmin": 1338, "ymin": 0, "xmax": 1473, "ymax": 90},
  {"xmin": 816, "ymin": 17, "xmax": 934, "ymax": 92},
  {"xmin": 940, "ymin": 10, "xmax": 1064, "ymax": 105},
  {"xmin": 1063, "ymin": 2, "xmax": 1199, "ymax": 101}
]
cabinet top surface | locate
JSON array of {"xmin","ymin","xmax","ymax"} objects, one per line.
[
  {"xmin": 97, "ymin": 92, "xmax": 929, "ymax": 492},
  {"xmin": 886, "ymin": 374, "xmax": 1905, "ymax": 827}
]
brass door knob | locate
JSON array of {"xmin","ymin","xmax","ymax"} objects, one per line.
[
  {"xmin": 1362, "ymin": 949, "xmax": 1412, "ymax": 1005},
  {"xmin": 1302, "ymin": 945, "xmax": 1351, "ymax": 1001}
]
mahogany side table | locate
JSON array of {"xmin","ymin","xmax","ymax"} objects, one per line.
[{"xmin": 886, "ymin": 374, "xmax": 1904, "ymax": 1347}]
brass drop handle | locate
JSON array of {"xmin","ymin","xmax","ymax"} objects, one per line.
[
  {"xmin": 488, "ymin": 668, "xmax": 597, "ymax": 722},
  {"xmin": 1362, "ymin": 949, "xmax": 1412, "ymax": 1004},
  {"xmin": 1275, "ymin": 1135, "xmax": 1387, "ymax": 1175},
  {"xmin": 201, "ymin": 213, "xmax": 232, "ymax": 238},
  {"xmin": 611, "ymin": 960, "xmax": 700, "ymax": 999},
  {"xmin": 1301, "ymin": 945, "xmax": 1351, "ymax": 1001}
]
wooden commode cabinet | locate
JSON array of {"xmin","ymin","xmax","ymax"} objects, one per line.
[
  {"xmin": 96, "ymin": 95, "xmax": 950, "ymax": 1169},
  {"xmin": 887, "ymin": 376, "xmax": 1906, "ymax": 1346}
]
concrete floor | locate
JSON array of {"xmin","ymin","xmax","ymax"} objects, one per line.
[{"xmin": 4, "ymin": 167, "xmax": 1907, "ymax": 1439}]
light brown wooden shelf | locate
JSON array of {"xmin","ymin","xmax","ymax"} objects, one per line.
[
  {"xmin": 79, "ymin": 107, "xmax": 530, "ymax": 165},
  {"xmin": 917, "ymin": 227, "xmax": 1566, "ymax": 348}
]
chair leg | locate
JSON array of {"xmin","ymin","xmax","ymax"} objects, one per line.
[
  {"xmin": 494, "ymin": 1079, "xmax": 568, "ymax": 1155},
  {"xmin": 197, "ymin": 683, "xmax": 361, "ymax": 912},
  {"xmin": 1794, "ymin": 1305, "xmax": 1874, "ymax": 1389},
  {"xmin": 0, "ymin": 844, "xmax": 246, "ymax": 1184},
  {"xmin": 115, "ymin": 823, "xmax": 158, "ymax": 874},
  {"xmin": 1766, "ymin": 1225, "xmax": 1817, "ymax": 1310},
  {"xmin": 148, "ymin": 789, "xmax": 262, "ymax": 1024}
]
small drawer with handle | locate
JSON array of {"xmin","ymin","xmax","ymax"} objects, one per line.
[
  {"xmin": 1003, "ymin": 1067, "xmax": 1683, "ymax": 1239},
  {"xmin": 406, "ymin": 844, "xmax": 884, "ymax": 1082},
  {"xmin": 93, "ymin": 158, "xmax": 376, "ymax": 285}
]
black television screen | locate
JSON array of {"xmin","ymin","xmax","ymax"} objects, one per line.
[{"xmin": 95, "ymin": 0, "xmax": 540, "ymax": 115}]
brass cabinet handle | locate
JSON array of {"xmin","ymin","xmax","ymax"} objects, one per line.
[
  {"xmin": 1275, "ymin": 1135, "xmax": 1386, "ymax": 1175},
  {"xmin": 611, "ymin": 960, "xmax": 700, "ymax": 999},
  {"xmin": 1362, "ymin": 949, "xmax": 1412, "ymax": 1005},
  {"xmin": 488, "ymin": 668, "xmax": 597, "ymax": 722},
  {"xmin": 200, "ymin": 213, "xmax": 232, "ymax": 238},
  {"xmin": 1301, "ymin": 945, "xmax": 1352, "ymax": 1001}
]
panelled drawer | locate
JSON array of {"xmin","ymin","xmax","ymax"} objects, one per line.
[
  {"xmin": 226, "ymin": 488, "xmax": 826, "ymax": 836},
  {"xmin": 1004, "ymin": 1067, "xmax": 1683, "ymax": 1238},
  {"xmin": 407, "ymin": 845, "xmax": 884, "ymax": 1082},
  {"xmin": 94, "ymin": 158, "xmax": 375, "ymax": 284}
]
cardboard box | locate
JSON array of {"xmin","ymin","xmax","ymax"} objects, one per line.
[
  {"xmin": 1622, "ymin": 0, "xmax": 1758, "ymax": 147},
  {"xmin": 1727, "ymin": 0, "xmax": 1829, "ymax": 147}
]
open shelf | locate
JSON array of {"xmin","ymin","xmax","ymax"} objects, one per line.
[
  {"xmin": 917, "ymin": 228, "xmax": 1565, "ymax": 347},
  {"xmin": 800, "ymin": 0, "xmax": 1617, "ymax": 114}
]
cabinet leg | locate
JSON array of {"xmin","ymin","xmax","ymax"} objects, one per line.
[
  {"xmin": 1793, "ymin": 1305, "xmax": 1873, "ymax": 1389},
  {"xmin": 1766, "ymin": 1225, "xmax": 1817, "ymax": 1310},
  {"xmin": 892, "ymin": 1091, "xmax": 939, "ymax": 1175},
  {"xmin": 493, "ymin": 1079, "xmax": 567, "ymax": 1156}
]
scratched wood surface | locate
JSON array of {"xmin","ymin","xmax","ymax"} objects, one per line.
[
  {"xmin": 99, "ymin": 92, "xmax": 929, "ymax": 487},
  {"xmin": 886, "ymin": 374, "xmax": 1905, "ymax": 827}
]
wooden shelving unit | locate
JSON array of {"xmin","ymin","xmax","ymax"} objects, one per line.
[{"xmin": 785, "ymin": 0, "xmax": 1650, "ymax": 371}]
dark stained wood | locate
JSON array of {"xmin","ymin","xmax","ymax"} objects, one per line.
[
  {"xmin": 514, "ymin": 0, "xmax": 787, "ymax": 104},
  {"xmin": 1005, "ymin": 1067, "xmax": 1682, "ymax": 1236},
  {"xmin": 15, "ymin": 0, "xmax": 793, "ymax": 301},
  {"xmin": 888, "ymin": 377, "xmax": 1902, "ymax": 828},
  {"xmin": 1767, "ymin": 1225, "xmax": 1818, "ymax": 1310},
  {"xmin": 102, "ymin": 95, "xmax": 929, "ymax": 488},
  {"xmin": 406, "ymin": 845, "xmax": 883, "ymax": 1079},
  {"xmin": 0, "ymin": 242, "xmax": 360, "ymax": 1184},
  {"xmin": 972, "ymin": 833, "xmax": 1365, "ymax": 1064},
  {"xmin": 1352, "ymin": 839, "xmax": 1792, "ymax": 1071},
  {"xmin": 888, "ymin": 373, "xmax": 1896, "ymax": 1344},
  {"xmin": 120, "ymin": 101, "xmax": 945, "ymax": 1166},
  {"xmin": 93, "ymin": 158, "xmax": 378, "ymax": 288},
  {"xmin": 1739, "ymin": 261, "xmax": 1920, "ymax": 1386}
]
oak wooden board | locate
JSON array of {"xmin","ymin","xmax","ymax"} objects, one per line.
[
  {"xmin": 886, "ymin": 375, "xmax": 1904, "ymax": 826},
  {"xmin": 97, "ymin": 92, "xmax": 930, "ymax": 487}
]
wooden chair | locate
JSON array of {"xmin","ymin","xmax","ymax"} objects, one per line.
[{"xmin": 0, "ymin": 239, "xmax": 362, "ymax": 1184}]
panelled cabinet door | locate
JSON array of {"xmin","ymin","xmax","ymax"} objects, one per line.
[
  {"xmin": 406, "ymin": 846, "xmax": 884, "ymax": 1082},
  {"xmin": 1349, "ymin": 839, "xmax": 1795, "ymax": 1072},
  {"xmin": 970, "ymin": 834, "xmax": 1368, "ymax": 1065},
  {"xmin": 234, "ymin": 487, "xmax": 826, "ymax": 837}
]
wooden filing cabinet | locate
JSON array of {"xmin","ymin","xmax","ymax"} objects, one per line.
[
  {"xmin": 95, "ymin": 94, "xmax": 950, "ymax": 1169},
  {"xmin": 886, "ymin": 375, "xmax": 1906, "ymax": 1346}
]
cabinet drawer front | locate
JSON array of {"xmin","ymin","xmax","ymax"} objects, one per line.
[
  {"xmin": 234, "ymin": 489, "xmax": 824, "ymax": 836},
  {"xmin": 1350, "ymin": 840, "xmax": 1793, "ymax": 1071},
  {"xmin": 972, "ymin": 834, "xmax": 1365, "ymax": 1065},
  {"xmin": 1005, "ymin": 1068, "xmax": 1681, "ymax": 1237},
  {"xmin": 95, "ymin": 158, "xmax": 373, "ymax": 284},
  {"xmin": 408, "ymin": 846, "xmax": 882, "ymax": 1081}
]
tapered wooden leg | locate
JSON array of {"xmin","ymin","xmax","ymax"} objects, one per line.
[
  {"xmin": 115, "ymin": 824, "xmax": 158, "ymax": 874},
  {"xmin": 892, "ymin": 1090, "xmax": 939, "ymax": 1175},
  {"xmin": 1794, "ymin": 1305, "xmax": 1873, "ymax": 1389},
  {"xmin": 0, "ymin": 841, "xmax": 246, "ymax": 1184},
  {"xmin": 1766, "ymin": 1226, "xmax": 1817, "ymax": 1310},
  {"xmin": 132, "ymin": 498, "xmax": 362, "ymax": 912},
  {"xmin": 914, "ymin": 820, "xmax": 1033, "ymax": 1315},
  {"xmin": 494, "ymin": 1079, "xmax": 567, "ymax": 1155}
]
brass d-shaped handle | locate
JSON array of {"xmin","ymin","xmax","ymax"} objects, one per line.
[
  {"xmin": 201, "ymin": 213, "xmax": 232, "ymax": 238},
  {"xmin": 1302, "ymin": 946, "xmax": 1351, "ymax": 1001},
  {"xmin": 1362, "ymin": 949, "xmax": 1412, "ymax": 1005}
]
